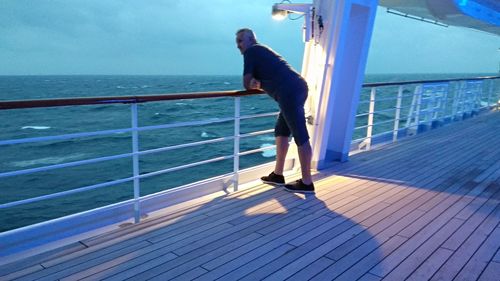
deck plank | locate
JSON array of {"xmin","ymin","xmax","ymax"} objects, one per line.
[
  {"xmin": 1, "ymin": 111, "xmax": 499, "ymax": 281},
  {"xmin": 431, "ymin": 205, "xmax": 500, "ymax": 280},
  {"xmin": 453, "ymin": 225, "xmax": 500, "ymax": 280}
]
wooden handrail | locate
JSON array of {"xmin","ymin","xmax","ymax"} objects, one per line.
[
  {"xmin": 0, "ymin": 75, "xmax": 498, "ymax": 110},
  {"xmin": 362, "ymin": 75, "xmax": 500, "ymax": 88},
  {"xmin": 0, "ymin": 89, "xmax": 264, "ymax": 110}
]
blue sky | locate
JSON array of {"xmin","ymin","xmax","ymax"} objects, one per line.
[{"xmin": 1, "ymin": 0, "xmax": 499, "ymax": 75}]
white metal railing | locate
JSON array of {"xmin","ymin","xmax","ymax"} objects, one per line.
[
  {"xmin": 1, "ymin": 76, "xmax": 499, "ymax": 232},
  {"xmin": 0, "ymin": 92, "xmax": 278, "ymax": 227},
  {"xmin": 353, "ymin": 76, "xmax": 500, "ymax": 151}
]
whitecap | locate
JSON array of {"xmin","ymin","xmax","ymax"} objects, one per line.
[
  {"xmin": 22, "ymin": 126, "xmax": 51, "ymax": 130},
  {"xmin": 223, "ymin": 82, "xmax": 231, "ymax": 85},
  {"xmin": 258, "ymin": 136, "xmax": 276, "ymax": 142},
  {"xmin": 116, "ymin": 85, "xmax": 126, "ymax": 89},
  {"xmin": 261, "ymin": 143, "xmax": 276, "ymax": 158},
  {"xmin": 201, "ymin": 131, "xmax": 217, "ymax": 138},
  {"xmin": 11, "ymin": 153, "xmax": 87, "ymax": 168}
]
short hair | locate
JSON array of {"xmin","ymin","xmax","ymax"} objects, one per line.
[{"xmin": 236, "ymin": 28, "xmax": 257, "ymax": 42}]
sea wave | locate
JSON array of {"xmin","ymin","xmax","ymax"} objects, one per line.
[
  {"xmin": 258, "ymin": 136, "xmax": 275, "ymax": 142},
  {"xmin": 11, "ymin": 153, "xmax": 88, "ymax": 168},
  {"xmin": 201, "ymin": 131, "xmax": 217, "ymax": 138},
  {"xmin": 260, "ymin": 143, "xmax": 276, "ymax": 158},
  {"xmin": 21, "ymin": 126, "xmax": 51, "ymax": 130}
]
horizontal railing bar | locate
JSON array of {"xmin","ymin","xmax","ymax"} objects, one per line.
[
  {"xmin": 0, "ymin": 90, "xmax": 265, "ymax": 110},
  {"xmin": 353, "ymin": 127, "xmax": 408, "ymax": 143},
  {"xmin": 358, "ymin": 94, "xmax": 414, "ymax": 102},
  {"xmin": 355, "ymin": 124, "xmax": 369, "ymax": 130},
  {"xmin": 0, "ymin": 130, "xmax": 272, "ymax": 178},
  {"xmin": 137, "ymin": 116, "xmax": 235, "ymax": 132},
  {"xmin": 240, "ymin": 111, "xmax": 279, "ymax": 120},
  {"xmin": 356, "ymin": 112, "xmax": 370, "ymax": 117},
  {"xmin": 0, "ymin": 152, "xmax": 134, "ymax": 178},
  {"xmin": 363, "ymin": 76, "xmax": 499, "ymax": 88},
  {"xmin": 0, "ymin": 134, "xmax": 276, "ymax": 207},
  {"xmin": 138, "ymin": 155, "xmax": 233, "ymax": 180},
  {"xmin": 139, "ymin": 136, "xmax": 232, "ymax": 156},
  {"xmin": 0, "ymin": 116, "xmax": 236, "ymax": 146},
  {"xmin": 356, "ymin": 108, "xmax": 398, "ymax": 117},
  {"xmin": 354, "ymin": 118, "xmax": 395, "ymax": 130},
  {"xmin": 374, "ymin": 107, "xmax": 397, "ymax": 113},
  {"xmin": 239, "ymin": 145, "xmax": 276, "ymax": 157},
  {"xmin": 358, "ymin": 97, "xmax": 400, "ymax": 104},
  {"xmin": 0, "ymin": 177, "xmax": 134, "ymax": 209},
  {"xmin": 0, "ymin": 128, "xmax": 133, "ymax": 146},
  {"xmin": 239, "ymin": 129, "xmax": 275, "ymax": 139},
  {"xmin": 359, "ymin": 93, "xmax": 413, "ymax": 104},
  {"xmin": 0, "ymin": 130, "xmax": 277, "ymax": 178},
  {"xmin": 372, "ymin": 119, "xmax": 397, "ymax": 126}
]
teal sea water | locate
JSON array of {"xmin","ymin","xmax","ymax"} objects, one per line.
[{"xmin": 0, "ymin": 73, "xmax": 492, "ymax": 232}]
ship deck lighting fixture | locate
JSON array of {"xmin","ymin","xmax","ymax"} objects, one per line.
[{"xmin": 272, "ymin": 2, "xmax": 314, "ymax": 42}]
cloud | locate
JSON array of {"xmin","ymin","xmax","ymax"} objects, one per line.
[
  {"xmin": 1, "ymin": 1, "xmax": 497, "ymax": 75},
  {"xmin": 0, "ymin": 0, "xmax": 305, "ymax": 74}
]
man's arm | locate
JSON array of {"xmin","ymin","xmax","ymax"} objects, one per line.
[{"xmin": 243, "ymin": 73, "xmax": 261, "ymax": 90}]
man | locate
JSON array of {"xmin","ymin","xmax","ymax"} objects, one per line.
[{"xmin": 236, "ymin": 28, "xmax": 314, "ymax": 193}]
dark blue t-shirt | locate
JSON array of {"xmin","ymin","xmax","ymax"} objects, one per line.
[{"xmin": 243, "ymin": 44, "xmax": 304, "ymax": 100}]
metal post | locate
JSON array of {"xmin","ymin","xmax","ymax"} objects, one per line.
[
  {"xmin": 411, "ymin": 85, "xmax": 423, "ymax": 134},
  {"xmin": 426, "ymin": 86, "xmax": 433, "ymax": 125},
  {"xmin": 441, "ymin": 83, "xmax": 449, "ymax": 119},
  {"xmin": 487, "ymin": 79, "xmax": 493, "ymax": 110},
  {"xmin": 366, "ymin": 87, "xmax": 376, "ymax": 150},
  {"xmin": 233, "ymin": 97, "xmax": 240, "ymax": 192},
  {"xmin": 451, "ymin": 82, "xmax": 460, "ymax": 118},
  {"xmin": 393, "ymin": 86, "xmax": 403, "ymax": 142},
  {"xmin": 131, "ymin": 103, "xmax": 140, "ymax": 223}
]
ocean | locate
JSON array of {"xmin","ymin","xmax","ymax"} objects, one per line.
[{"xmin": 0, "ymin": 73, "xmax": 493, "ymax": 232}]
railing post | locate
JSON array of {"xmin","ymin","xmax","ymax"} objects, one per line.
[
  {"xmin": 233, "ymin": 97, "xmax": 240, "ymax": 192},
  {"xmin": 393, "ymin": 86, "xmax": 403, "ymax": 142},
  {"xmin": 366, "ymin": 87, "xmax": 376, "ymax": 150},
  {"xmin": 451, "ymin": 82, "xmax": 459, "ymax": 118},
  {"xmin": 131, "ymin": 103, "xmax": 141, "ymax": 223},
  {"xmin": 441, "ymin": 83, "xmax": 450, "ymax": 119},
  {"xmin": 406, "ymin": 84, "xmax": 423, "ymax": 135},
  {"xmin": 487, "ymin": 79, "xmax": 493, "ymax": 110}
]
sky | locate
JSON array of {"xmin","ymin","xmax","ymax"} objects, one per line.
[{"xmin": 1, "ymin": 0, "xmax": 499, "ymax": 75}]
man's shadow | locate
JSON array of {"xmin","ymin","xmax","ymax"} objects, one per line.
[{"xmin": 2, "ymin": 174, "xmax": 384, "ymax": 281}]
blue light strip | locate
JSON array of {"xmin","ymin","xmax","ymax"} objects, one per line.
[{"xmin": 456, "ymin": 0, "xmax": 499, "ymax": 26}]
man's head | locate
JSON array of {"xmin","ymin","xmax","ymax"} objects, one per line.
[{"xmin": 236, "ymin": 28, "xmax": 257, "ymax": 54}]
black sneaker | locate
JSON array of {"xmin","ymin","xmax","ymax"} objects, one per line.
[
  {"xmin": 261, "ymin": 172, "xmax": 285, "ymax": 186},
  {"xmin": 284, "ymin": 179, "xmax": 315, "ymax": 193}
]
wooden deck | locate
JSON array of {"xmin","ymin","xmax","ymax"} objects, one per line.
[{"xmin": 1, "ymin": 111, "xmax": 499, "ymax": 281}]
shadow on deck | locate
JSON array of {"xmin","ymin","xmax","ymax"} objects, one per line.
[{"xmin": 1, "ymin": 111, "xmax": 499, "ymax": 281}]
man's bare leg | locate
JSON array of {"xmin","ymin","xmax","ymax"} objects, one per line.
[
  {"xmin": 274, "ymin": 136, "xmax": 289, "ymax": 175},
  {"xmin": 297, "ymin": 141, "xmax": 312, "ymax": 184}
]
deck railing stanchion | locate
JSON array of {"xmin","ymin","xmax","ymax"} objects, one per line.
[
  {"xmin": 393, "ymin": 85, "xmax": 403, "ymax": 142},
  {"xmin": 233, "ymin": 97, "xmax": 240, "ymax": 192},
  {"xmin": 487, "ymin": 79, "xmax": 493, "ymax": 109},
  {"xmin": 131, "ymin": 103, "xmax": 141, "ymax": 223},
  {"xmin": 366, "ymin": 87, "xmax": 376, "ymax": 150}
]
